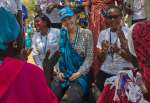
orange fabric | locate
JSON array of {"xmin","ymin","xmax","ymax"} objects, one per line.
[{"xmin": 88, "ymin": 0, "xmax": 108, "ymax": 83}]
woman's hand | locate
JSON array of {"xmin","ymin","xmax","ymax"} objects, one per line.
[
  {"xmin": 116, "ymin": 27, "xmax": 129, "ymax": 50},
  {"xmin": 43, "ymin": 49, "xmax": 51, "ymax": 70},
  {"xmin": 57, "ymin": 72, "xmax": 65, "ymax": 82},
  {"xmin": 69, "ymin": 71, "xmax": 81, "ymax": 81},
  {"xmin": 102, "ymin": 40, "xmax": 109, "ymax": 53},
  {"xmin": 111, "ymin": 44, "xmax": 120, "ymax": 54}
]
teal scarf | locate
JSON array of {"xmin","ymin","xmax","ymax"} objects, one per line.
[{"xmin": 59, "ymin": 27, "xmax": 89, "ymax": 95}]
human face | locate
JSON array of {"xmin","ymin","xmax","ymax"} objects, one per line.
[
  {"xmin": 35, "ymin": 18, "xmax": 47, "ymax": 31},
  {"xmin": 62, "ymin": 16, "xmax": 76, "ymax": 30},
  {"xmin": 34, "ymin": 19, "xmax": 40, "ymax": 31},
  {"xmin": 107, "ymin": 9, "xmax": 122, "ymax": 30}
]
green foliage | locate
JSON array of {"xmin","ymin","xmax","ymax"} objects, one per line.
[{"xmin": 24, "ymin": 0, "xmax": 37, "ymax": 22}]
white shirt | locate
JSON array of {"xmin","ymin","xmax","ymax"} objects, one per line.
[
  {"xmin": 0, "ymin": 0, "xmax": 22, "ymax": 14},
  {"xmin": 97, "ymin": 27, "xmax": 133, "ymax": 75},
  {"xmin": 32, "ymin": 28, "xmax": 60, "ymax": 69},
  {"xmin": 133, "ymin": 0, "xmax": 146, "ymax": 20}
]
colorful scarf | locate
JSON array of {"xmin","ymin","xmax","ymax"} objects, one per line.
[{"xmin": 59, "ymin": 27, "xmax": 89, "ymax": 95}]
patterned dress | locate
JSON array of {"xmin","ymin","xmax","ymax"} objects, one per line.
[
  {"xmin": 132, "ymin": 21, "xmax": 150, "ymax": 101},
  {"xmin": 89, "ymin": 0, "xmax": 107, "ymax": 81}
]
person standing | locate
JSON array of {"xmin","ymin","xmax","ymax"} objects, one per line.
[
  {"xmin": 128, "ymin": 20, "xmax": 150, "ymax": 101},
  {"xmin": 88, "ymin": 0, "xmax": 107, "ymax": 83},
  {"xmin": 37, "ymin": 0, "xmax": 62, "ymax": 28},
  {"xmin": 132, "ymin": 0, "xmax": 146, "ymax": 24}
]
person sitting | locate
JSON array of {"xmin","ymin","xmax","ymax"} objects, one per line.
[
  {"xmin": 97, "ymin": 20, "xmax": 150, "ymax": 103},
  {"xmin": 96, "ymin": 5, "xmax": 134, "ymax": 93},
  {"xmin": 0, "ymin": 7, "xmax": 57, "ymax": 103},
  {"xmin": 32, "ymin": 14, "xmax": 60, "ymax": 70},
  {"xmin": 50, "ymin": 6, "xmax": 93, "ymax": 103}
]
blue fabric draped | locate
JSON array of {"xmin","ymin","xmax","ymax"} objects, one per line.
[{"xmin": 59, "ymin": 27, "xmax": 89, "ymax": 95}]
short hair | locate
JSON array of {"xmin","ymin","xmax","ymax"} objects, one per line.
[
  {"xmin": 106, "ymin": 5, "xmax": 123, "ymax": 17},
  {"xmin": 34, "ymin": 14, "xmax": 51, "ymax": 27}
]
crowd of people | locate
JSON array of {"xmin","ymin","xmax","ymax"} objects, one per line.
[{"xmin": 0, "ymin": 0, "xmax": 150, "ymax": 103}]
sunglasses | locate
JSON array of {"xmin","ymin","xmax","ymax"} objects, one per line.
[{"xmin": 107, "ymin": 15, "xmax": 120, "ymax": 20}]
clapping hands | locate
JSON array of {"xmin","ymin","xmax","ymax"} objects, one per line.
[{"xmin": 102, "ymin": 40, "xmax": 109, "ymax": 52}]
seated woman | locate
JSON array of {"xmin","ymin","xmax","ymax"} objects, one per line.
[
  {"xmin": 32, "ymin": 14, "xmax": 60, "ymax": 70},
  {"xmin": 96, "ymin": 5, "xmax": 134, "ymax": 92},
  {"xmin": 50, "ymin": 6, "xmax": 93, "ymax": 103},
  {"xmin": 97, "ymin": 20, "xmax": 150, "ymax": 103},
  {"xmin": 0, "ymin": 7, "xmax": 57, "ymax": 103}
]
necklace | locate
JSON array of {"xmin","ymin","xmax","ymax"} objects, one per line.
[
  {"xmin": 109, "ymin": 28, "xmax": 118, "ymax": 61},
  {"xmin": 74, "ymin": 27, "xmax": 79, "ymax": 46},
  {"xmin": 40, "ymin": 29, "xmax": 50, "ymax": 54},
  {"xmin": 41, "ymin": 35, "xmax": 47, "ymax": 54}
]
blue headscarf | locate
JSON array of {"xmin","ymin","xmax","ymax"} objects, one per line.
[
  {"xmin": 0, "ymin": 7, "xmax": 20, "ymax": 50},
  {"xmin": 58, "ymin": 6, "xmax": 74, "ymax": 20}
]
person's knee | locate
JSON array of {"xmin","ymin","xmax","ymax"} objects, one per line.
[{"xmin": 67, "ymin": 85, "xmax": 83, "ymax": 103}]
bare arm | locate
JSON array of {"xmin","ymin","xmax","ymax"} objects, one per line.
[{"xmin": 117, "ymin": 29, "xmax": 132, "ymax": 62}]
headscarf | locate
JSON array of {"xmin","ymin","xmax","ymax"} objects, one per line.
[{"xmin": 0, "ymin": 7, "xmax": 20, "ymax": 50}]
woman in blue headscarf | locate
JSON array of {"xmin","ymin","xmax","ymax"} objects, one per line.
[{"xmin": 50, "ymin": 6, "xmax": 93, "ymax": 103}]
